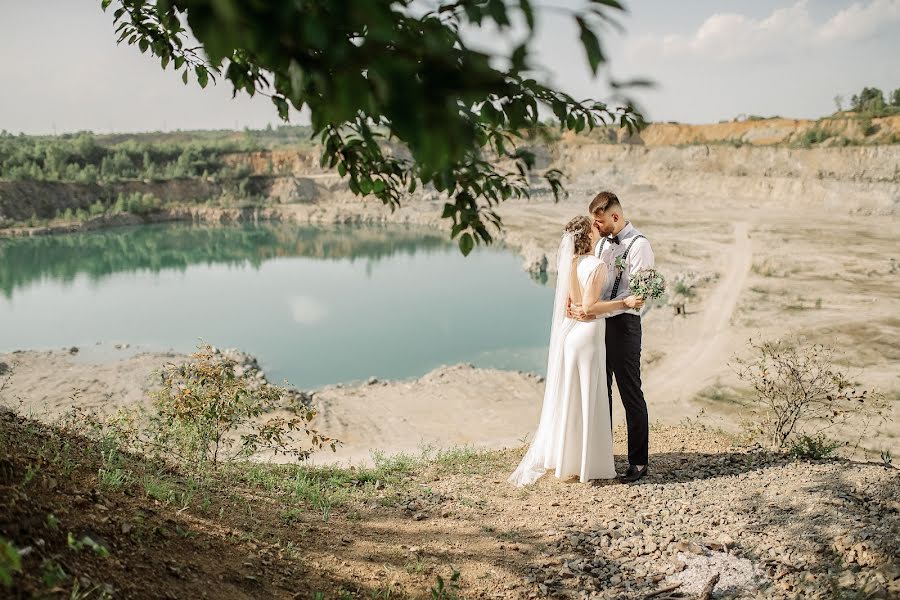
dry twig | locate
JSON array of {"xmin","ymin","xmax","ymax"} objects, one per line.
[
  {"xmin": 698, "ymin": 572, "xmax": 720, "ymax": 600},
  {"xmin": 642, "ymin": 582, "xmax": 683, "ymax": 599}
]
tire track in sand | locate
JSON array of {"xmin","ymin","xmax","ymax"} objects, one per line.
[{"xmin": 645, "ymin": 221, "xmax": 752, "ymax": 420}]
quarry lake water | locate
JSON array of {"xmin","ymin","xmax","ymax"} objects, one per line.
[{"xmin": 0, "ymin": 222, "xmax": 554, "ymax": 389}]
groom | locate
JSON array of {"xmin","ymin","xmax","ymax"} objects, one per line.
[{"xmin": 571, "ymin": 191, "xmax": 654, "ymax": 483}]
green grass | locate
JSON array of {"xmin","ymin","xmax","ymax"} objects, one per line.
[
  {"xmin": 694, "ymin": 382, "xmax": 753, "ymax": 407},
  {"xmin": 788, "ymin": 434, "xmax": 842, "ymax": 460},
  {"xmin": 142, "ymin": 475, "xmax": 180, "ymax": 504}
]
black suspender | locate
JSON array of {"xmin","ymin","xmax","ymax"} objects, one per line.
[{"xmin": 605, "ymin": 234, "xmax": 646, "ymax": 298}]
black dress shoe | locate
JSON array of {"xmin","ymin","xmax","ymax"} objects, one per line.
[{"xmin": 617, "ymin": 465, "xmax": 648, "ymax": 483}]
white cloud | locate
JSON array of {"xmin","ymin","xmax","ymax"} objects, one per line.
[
  {"xmin": 626, "ymin": 0, "xmax": 900, "ymax": 63},
  {"xmin": 819, "ymin": 0, "xmax": 900, "ymax": 42},
  {"xmin": 289, "ymin": 296, "xmax": 329, "ymax": 324}
]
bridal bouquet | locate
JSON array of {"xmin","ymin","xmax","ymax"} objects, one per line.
[{"xmin": 629, "ymin": 268, "xmax": 666, "ymax": 300}]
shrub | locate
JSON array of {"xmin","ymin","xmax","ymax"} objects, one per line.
[
  {"xmin": 733, "ymin": 338, "xmax": 889, "ymax": 451},
  {"xmin": 673, "ymin": 280, "xmax": 695, "ymax": 298},
  {"xmin": 88, "ymin": 200, "xmax": 106, "ymax": 216},
  {"xmin": 800, "ymin": 128, "xmax": 833, "ymax": 147},
  {"xmin": 112, "ymin": 192, "xmax": 162, "ymax": 216},
  {"xmin": 788, "ymin": 433, "xmax": 841, "ymax": 459},
  {"xmin": 0, "ymin": 538, "xmax": 21, "ymax": 588},
  {"xmin": 120, "ymin": 344, "xmax": 339, "ymax": 471}
]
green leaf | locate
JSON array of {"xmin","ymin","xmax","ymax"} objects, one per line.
[
  {"xmin": 519, "ymin": 0, "xmax": 535, "ymax": 31},
  {"xmin": 510, "ymin": 44, "xmax": 528, "ymax": 72},
  {"xmin": 98, "ymin": 0, "xmax": 646, "ymax": 257},
  {"xmin": 590, "ymin": 0, "xmax": 625, "ymax": 9},
  {"xmin": 101, "ymin": 0, "xmax": 113, "ymax": 11},
  {"xmin": 272, "ymin": 96, "xmax": 289, "ymax": 120},
  {"xmin": 459, "ymin": 233, "xmax": 474, "ymax": 256},
  {"xmin": 576, "ymin": 16, "xmax": 604, "ymax": 74}
]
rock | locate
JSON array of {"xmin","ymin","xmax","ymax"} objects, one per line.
[
  {"xmin": 521, "ymin": 244, "xmax": 548, "ymax": 274},
  {"xmin": 68, "ymin": 346, "xmax": 79, "ymax": 354},
  {"xmin": 367, "ymin": 376, "xmax": 379, "ymax": 385},
  {"xmin": 838, "ymin": 570, "xmax": 856, "ymax": 588},
  {"xmin": 413, "ymin": 512, "xmax": 427, "ymax": 521},
  {"xmin": 674, "ymin": 541, "xmax": 705, "ymax": 555}
]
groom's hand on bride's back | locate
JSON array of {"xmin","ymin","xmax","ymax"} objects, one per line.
[{"xmin": 566, "ymin": 301, "xmax": 595, "ymax": 322}]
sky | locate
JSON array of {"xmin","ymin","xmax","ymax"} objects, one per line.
[{"xmin": 0, "ymin": 0, "xmax": 898, "ymax": 135}]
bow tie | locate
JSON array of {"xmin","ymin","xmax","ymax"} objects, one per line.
[{"xmin": 608, "ymin": 235, "xmax": 620, "ymax": 245}]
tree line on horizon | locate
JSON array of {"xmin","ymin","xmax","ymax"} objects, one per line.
[
  {"xmin": 837, "ymin": 86, "xmax": 900, "ymax": 116},
  {"xmin": 0, "ymin": 126, "xmax": 317, "ymax": 184}
]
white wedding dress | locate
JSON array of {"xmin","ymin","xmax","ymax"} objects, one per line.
[{"xmin": 508, "ymin": 235, "xmax": 616, "ymax": 486}]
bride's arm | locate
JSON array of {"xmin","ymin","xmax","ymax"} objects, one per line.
[{"xmin": 582, "ymin": 265, "xmax": 642, "ymax": 316}]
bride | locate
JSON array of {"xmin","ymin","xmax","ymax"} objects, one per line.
[{"xmin": 508, "ymin": 216, "xmax": 644, "ymax": 487}]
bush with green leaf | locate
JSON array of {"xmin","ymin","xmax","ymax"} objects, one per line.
[
  {"xmin": 0, "ymin": 537, "xmax": 22, "ymax": 588},
  {"xmin": 800, "ymin": 127, "xmax": 833, "ymax": 147},
  {"xmin": 733, "ymin": 338, "xmax": 889, "ymax": 451},
  {"xmin": 788, "ymin": 433, "xmax": 842, "ymax": 460},
  {"xmin": 124, "ymin": 344, "xmax": 340, "ymax": 471}
]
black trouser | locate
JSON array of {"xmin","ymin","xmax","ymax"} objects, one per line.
[{"xmin": 605, "ymin": 313, "xmax": 649, "ymax": 466}]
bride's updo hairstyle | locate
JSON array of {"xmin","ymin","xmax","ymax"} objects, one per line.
[{"xmin": 564, "ymin": 215, "xmax": 594, "ymax": 255}]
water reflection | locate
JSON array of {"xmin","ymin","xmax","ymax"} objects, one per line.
[
  {"xmin": 0, "ymin": 222, "xmax": 554, "ymax": 388},
  {"xmin": 0, "ymin": 222, "xmax": 450, "ymax": 298}
]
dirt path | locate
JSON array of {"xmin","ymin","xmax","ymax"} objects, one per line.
[{"xmin": 644, "ymin": 222, "xmax": 752, "ymax": 420}]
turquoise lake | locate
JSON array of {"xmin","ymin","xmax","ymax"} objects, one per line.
[{"xmin": 0, "ymin": 222, "xmax": 554, "ymax": 389}]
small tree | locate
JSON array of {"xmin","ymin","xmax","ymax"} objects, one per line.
[
  {"xmin": 137, "ymin": 344, "xmax": 339, "ymax": 470},
  {"xmin": 833, "ymin": 94, "xmax": 844, "ymax": 113},
  {"xmin": 890, "ymin": 88, "xmax": 900, "ymax": 108},
  {"xmin": 851, "ymin": 87, "xmax": 886, "ymax": 112},
  {"xmin": 733, "ymin": 338, "xmax": 888, "ymax": 451}
]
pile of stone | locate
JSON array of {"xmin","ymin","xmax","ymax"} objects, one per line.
[{"xmin": 205, "ymin": 346, "xmax": 312, "ymax": 407}]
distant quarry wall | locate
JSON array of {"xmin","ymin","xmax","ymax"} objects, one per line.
[
  {"xmin": 552, "ymin": 143, "xmax": 900, "ymax": 215},
  {"xmin": 1, "ymin": 142, "xmax": 898, "ymax": 224},
  {"xmin": 0, "ymin": 174, "xmax": 344, "ymax": 222}
]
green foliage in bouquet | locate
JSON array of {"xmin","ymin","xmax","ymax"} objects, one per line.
[{"xmin": 629, "ymin": 267, "xmax": 666, "ymax": 299}]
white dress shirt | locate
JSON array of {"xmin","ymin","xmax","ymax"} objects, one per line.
[{"xmin": 594, "ymin": 222, "xmax": 655, "ymax": 318}]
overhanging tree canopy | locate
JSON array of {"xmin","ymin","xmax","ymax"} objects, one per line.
[{"xmin": 102, "ymin": 0, "xmax": 643, "ymax": 254}]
